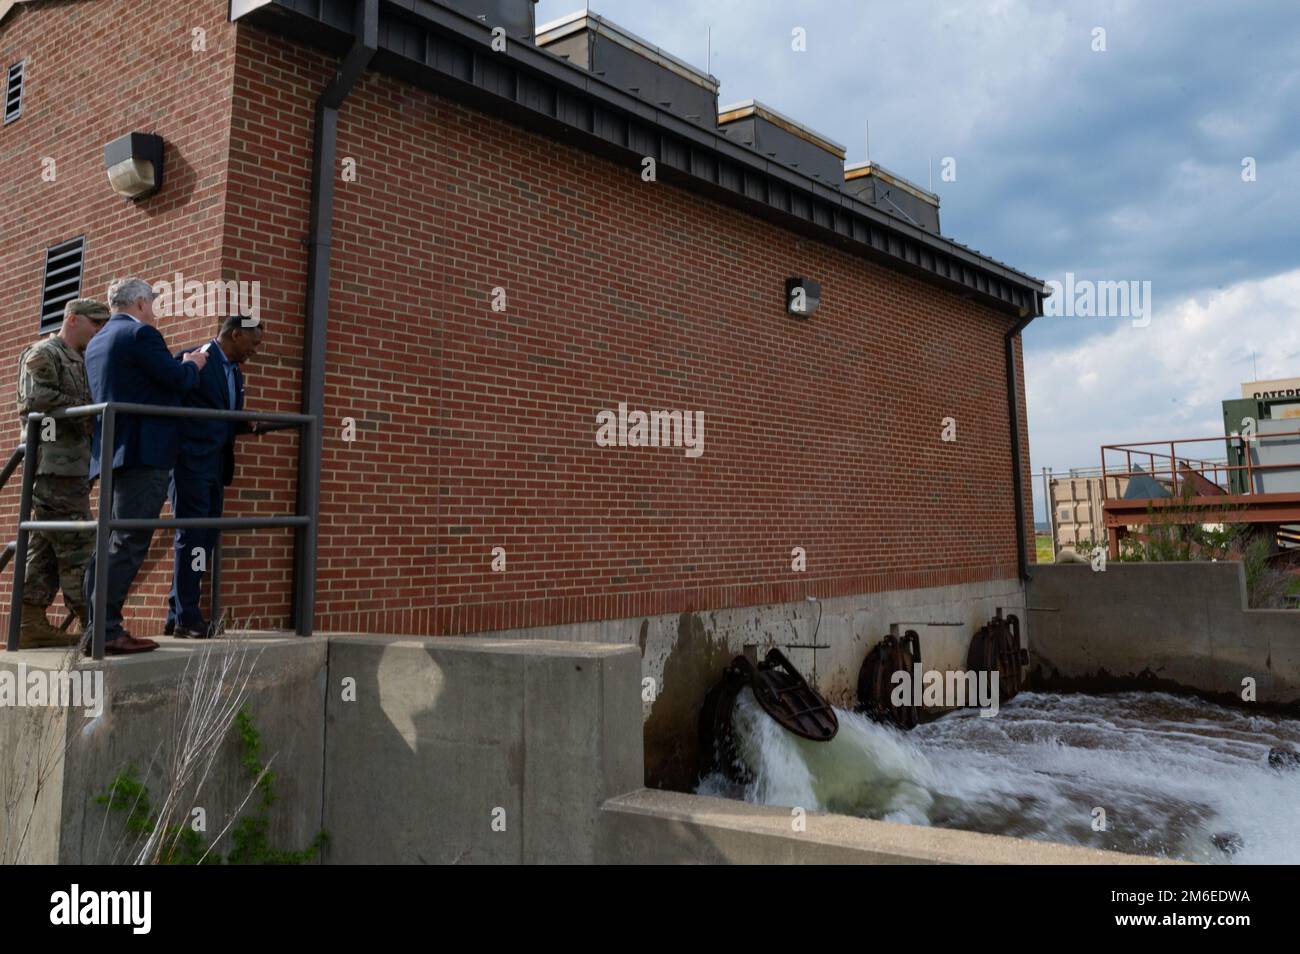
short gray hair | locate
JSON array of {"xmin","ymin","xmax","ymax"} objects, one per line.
[{"xmin": 106, "ymin": 277, "xmax": 155, "ymax": 311}]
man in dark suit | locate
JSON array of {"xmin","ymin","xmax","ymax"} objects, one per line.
[
  {"xmin": 167, "ymin": 314, "xmax": 264, "ymax": 637},
  {"xmin": 83, "ymin": 278, "xmax": 207, "ymax": 655}
]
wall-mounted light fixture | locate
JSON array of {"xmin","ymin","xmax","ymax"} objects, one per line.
[
  {"xmin": 785, "ymin": 277, "xmax": 821, "ymax": 317},
  {"xmin": 104, "ymin": 132, "xmax": 164, "ymax": 201}
]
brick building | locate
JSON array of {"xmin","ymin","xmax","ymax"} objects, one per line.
[{"xmin": 1, "ymin": 0, "xmax": 1045, "ymax": 786}]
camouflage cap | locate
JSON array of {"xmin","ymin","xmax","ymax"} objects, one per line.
[{"xmin": 63, "ymin": 299, "xmax": 110, "ymax": 321}]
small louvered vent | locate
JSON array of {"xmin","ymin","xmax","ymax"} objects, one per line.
[
  {"xmin": 40, "ymin": 237, "xmax": 86, "ymax": 332},
  {"xmin": 4, "ymin": 60, "xmax": 25, "ymax": 125}
]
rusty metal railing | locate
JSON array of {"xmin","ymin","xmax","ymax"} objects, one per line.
[{"xmin": 1100, "ymin": 429, "xmax": 1300, "ymax": 501}]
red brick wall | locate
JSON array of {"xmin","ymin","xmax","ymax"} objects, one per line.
[
  {"xmin": 0, "ymin": 6, "xmax": 1035, "ymax": 639},
  {"xmin": 223, "ymin": 26, "xmax": 1035, "ymax": 636},
  {"xmin": 0, "ymin": 0, "xmax": 238, "ymax": 635}
]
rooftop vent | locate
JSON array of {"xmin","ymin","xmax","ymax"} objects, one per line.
[
  {"xmin": 716, "ymin": 99, "xmax": 846, "ymax": 185},
  {"xmin": 438, "ymin": 0, "xmax": 539, "ymax": 42},
  {"xmin": 844, "ymin": 161, "xmax": 941, "ymax": 233},
  {"xmin": 536, "ymin": 10, "xmax": 719, "ymax": 125}
]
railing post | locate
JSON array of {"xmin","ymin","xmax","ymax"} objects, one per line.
[
  {"xmin": 90, "ymin": 408, "xmax": 115, "ymax": 661},
  {"xmin": 6, "ymin": 417, "xmax": 41, "ymax": 651},
  {"xmin": 210, "ymin": 530, "xmax": 221, "ymax": 636},
  {"xmin": 294, "ymin": 415, "xmax": 318, "ymax": 637},
  {"xmin": 1246, "ymin": 432, "xmax": 1255, "ymax": 494}
]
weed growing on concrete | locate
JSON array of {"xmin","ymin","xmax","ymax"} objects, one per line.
[
  {"xmin": 95, "ymin": 764, "xmax": 214, "ymax": 865},
  {"xmin": 96, "ymin": 706, "xmax": 326, "ymax": 865}
]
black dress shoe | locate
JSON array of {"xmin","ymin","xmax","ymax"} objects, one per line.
[{"xmin": 174, "ymin": 625, "xmax": 211, "ymax": 639}]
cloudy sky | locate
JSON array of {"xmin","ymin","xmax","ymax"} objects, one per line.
[{"xmin": 536, "ymin": 0, "xmax": 1300, "ymax": 520}]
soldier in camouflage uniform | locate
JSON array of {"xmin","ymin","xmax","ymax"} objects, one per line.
[{"xmin": 13, "ymin": 299, "xmax": 109, "ymax": 648}]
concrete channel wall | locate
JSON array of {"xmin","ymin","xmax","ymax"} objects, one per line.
[
  {"xmin": 1026, "ymin": 562, "xmax": 1300, "ymax": 706},
  {"xmin": 462, "ymin": 579, "xmax": 1027, "ymax": 790},
  {"xmin": 3, "ymin": 629, "xmax": 1160, "ymax": 865}
]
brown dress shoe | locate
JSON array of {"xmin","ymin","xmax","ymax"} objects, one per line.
[
  {"xmin": 106, "ymin": 634, "xmax": 159, "ymax": 655},
  {"xmin": 83, "ymin": 633, "xmax": 160, "ymax": 656}
]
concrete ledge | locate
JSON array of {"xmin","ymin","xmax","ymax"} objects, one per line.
[
  {"xmin": 321, "ymin": 635, "xmax": 643, "ymax": 863},
  {"xmin": 1027, "ymin": 562, "xmax": 1300, "ymax": 706},
  {"xmin": 0, "ymin": 634, "xmax": 326, "ymax": 864},
  {"xmin": 598, "ymin": 789, "xmax": 1169, "ymax": 864}
]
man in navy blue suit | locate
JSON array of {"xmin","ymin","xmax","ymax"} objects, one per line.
[
  {"xmin": 167, "ymin": 314, "xmax": 264, "ymax": 637},
  {"xmin": 83, "ymin": 278, "xmax": 207, "ymax": 655}
]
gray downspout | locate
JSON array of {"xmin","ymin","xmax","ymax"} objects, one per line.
[
  {"xmin": 293, "ymin": 0, "xmax": 379, "ymax": 634},
  {"xmin": 1005, "ymin": 301, "xmax": 1039, "ymax": 582}
]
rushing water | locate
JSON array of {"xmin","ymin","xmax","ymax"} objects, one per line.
[{"xmin": 697, "ymin": 690, "xmax": 1300, "ymax": 863}]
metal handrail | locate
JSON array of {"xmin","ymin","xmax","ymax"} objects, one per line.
[
  {"xmin": 0, "ymin": 444, "xmax": 24, "ymax": 491},
  {"xmin": 0, "ymin": 447, "xmax": 25, "ymax": 570},
  {"xmin": 0, "ymin": 444, "xmax": 73, "ymax": 629},
  {"xmin": 5, "ymin": 402, "xmax": 316, "ymax": 659},
  {"xmin": 1100, "ymin": 427, "xmax": 1300, "ymax": 502}
]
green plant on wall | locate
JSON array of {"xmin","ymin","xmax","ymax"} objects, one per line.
[
  {"xmin": 1111, "ymin": 481, "xmax": 1234, "ymax": 563},
  {"xmin": 226, "ymin": 708, "xmax": 327, "ymax": 864},
  {"xmin": 94, "ymin": 765, "xmax": 215, "ymax": 865},
  {"xmin": 96, "ymin": 706, "xmax": 327, "ymax": 865}
]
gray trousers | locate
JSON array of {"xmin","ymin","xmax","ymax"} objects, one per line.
[{"xmin": 83, "ymin": 466, "xmax": 171, "ymax": 641}]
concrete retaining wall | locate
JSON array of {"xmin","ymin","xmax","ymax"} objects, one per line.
[
  {"xmin": 0, "ymin": 637, "xmax": 326, "ymax": 864},
  {"xmin": 465, "ymin": 579, "xmax": 1027, "ymax": 789},
  {"xmin": 3, "ymin": 630, "xmax": 1170, "ymax": 865},
  {"xmin": 321, "ymin": 637, "xmax": 642, "ymax": 863},
  {"xmin": 1026, "ymin": 562, "xmax": 1300, "ymax": 706}
]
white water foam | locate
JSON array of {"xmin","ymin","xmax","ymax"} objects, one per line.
[{"xmin": 697, "ymin": 689, "xmax": 1300, "ymax": 863}]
